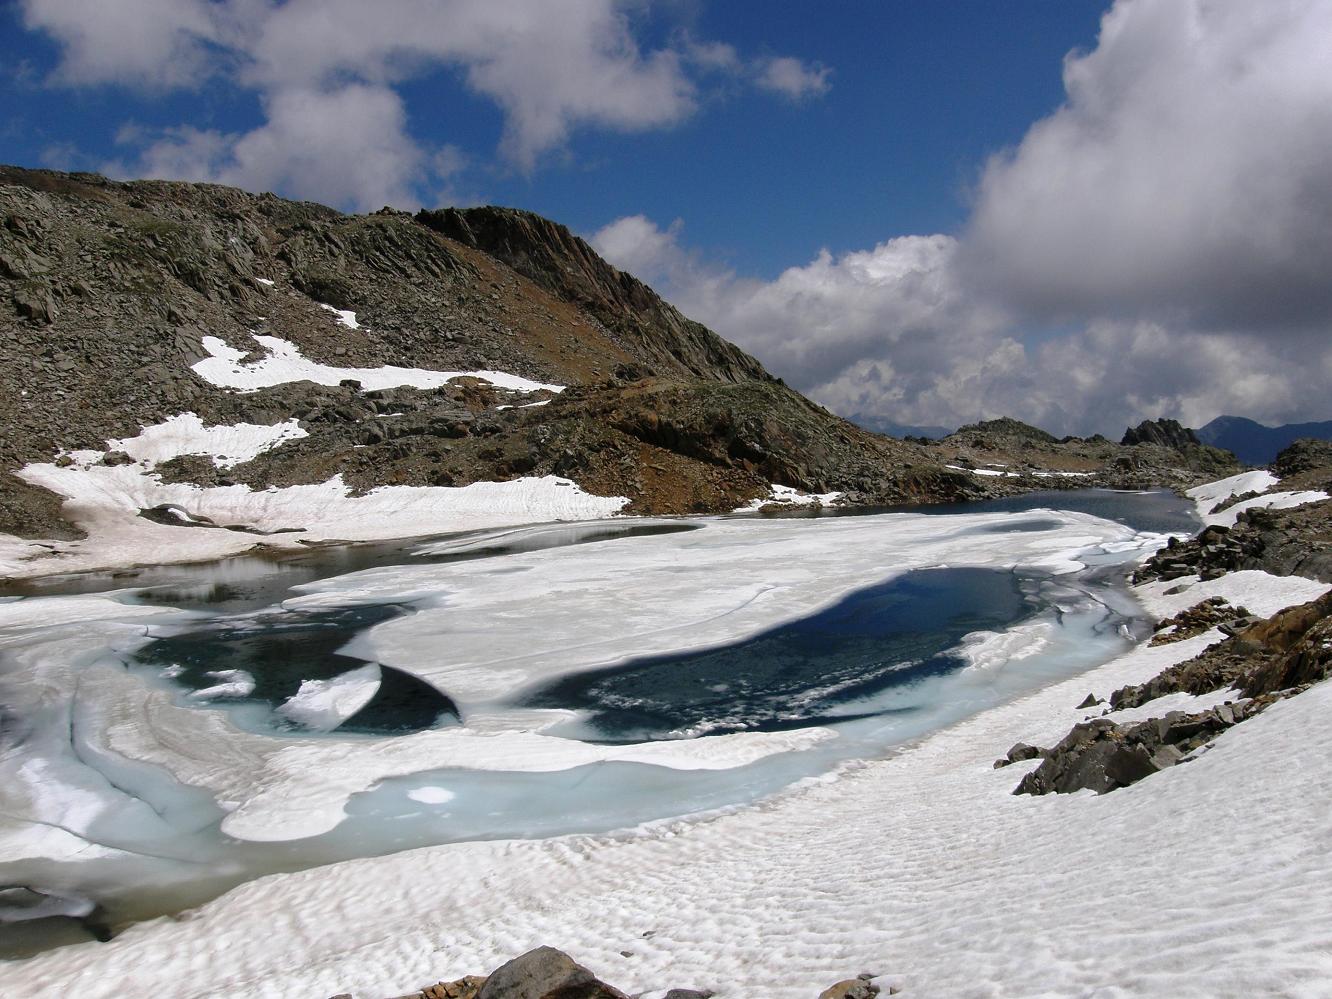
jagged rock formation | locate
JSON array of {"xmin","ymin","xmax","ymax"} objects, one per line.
[{"xmin": 1122, "ymin": 418, "xmax": 1199, "ymax": 449}]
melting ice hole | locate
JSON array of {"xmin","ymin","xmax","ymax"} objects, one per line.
[
  {"xmin": 523, "ymin": 566, "xmax": 1057, "ymax": 742},
  {"xmin": 133, "ymin": 603, "xmax": 459, "ymax": 735}
]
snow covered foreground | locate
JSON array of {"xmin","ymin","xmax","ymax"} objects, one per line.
[{"xmin": 5, "ymin": 567, "xmax": 1331, "ymax": 996}]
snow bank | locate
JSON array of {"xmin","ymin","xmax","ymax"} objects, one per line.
[
  {"xmin": 732, "ymin": 483, "xmax": 844, "ymax": 512},
  {"xmin": 0, "ymin": 413, "xmax": 629, "ymax": 580},
  {"xmin": 192, "ymin": 335, "xmax": 564, "ymax": 394},
  {"xmin": 1187, "ymin": 470, "xmax": 1278, "ymax": 516},
  {"xmin": 89, "ymin": 412, "xmax": 306, "ymax": 469},
  {"xmin": 1185, "ymin": 469, "xmax": 1328, "ymax": 528}
]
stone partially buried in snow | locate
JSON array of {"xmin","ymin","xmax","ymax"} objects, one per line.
[{"xmin": 475, "ymin": 947, "xmax": 628, "ymax": 999}]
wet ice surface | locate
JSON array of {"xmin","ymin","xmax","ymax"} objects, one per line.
[{"xmin": 0, "ymin": 491, "xmax": 1192, "ymax": 955}]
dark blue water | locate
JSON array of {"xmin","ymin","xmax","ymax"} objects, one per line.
[
  {"xmin": 525, "ymin": 567, "xmax": 1036, "ymax": 741},
  {"xmin": 132, "ymin": 604, "xmax": 458, "ymax": 734}
]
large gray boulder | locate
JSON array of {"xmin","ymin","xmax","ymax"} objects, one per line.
[{"xmin": 476, "ymin": 947, "xmax": 628, "ymax": 999}]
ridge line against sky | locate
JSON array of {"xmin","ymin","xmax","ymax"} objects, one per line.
[{"xmin": 3, "ymin": 0, "xmax": 1331, "ymax": 437}]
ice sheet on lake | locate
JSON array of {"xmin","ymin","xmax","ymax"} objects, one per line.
[{"xmin": 5, "ymin": 568, "xmax": 1327, "ymax": 999}]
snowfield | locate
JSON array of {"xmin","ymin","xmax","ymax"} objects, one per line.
[
  {"xmin": 0, "ymin": 413, "xmax": 628, "ymax": 580},
  {"xmin": 1187, "ymin": 469, "xmax": 1329, "ymax": 527}
]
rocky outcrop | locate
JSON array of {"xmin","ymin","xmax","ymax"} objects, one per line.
[
  {"xmin": 1121, "ymin": 418, "xmax": 1200, "ymax": 449},
  {"xmin": 1011, "ymin": 698, "xmax": 1278, "ymax": 796},
  {"xmin": 1012, "ymin": 586, "xmax": 1332, "ymax": 796},
  {"xmin": 1135, "ymin": 502, "xmax": 1332, "ymax": 585},
  {"xmin": 359, "ymin": 942, "xmax": 885, "ymax": 999},
  {"xmin": 952, "ymin": 417, "xmax": 1058, "ymax": 446},
  {"xmin": 1273, "ymin": 437, "xmax": 1332, "ymax": 479},
  {"xmin": 416, "ymin": 206, "xmax": 766, "ymax": 385},
  {"xmin": 367, "ymin": 945, "xmax": 728, "ymax": 999}
]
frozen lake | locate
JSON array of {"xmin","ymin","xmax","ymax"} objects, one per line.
[{"xmin": 0, "ymin": 490, "xmax": 1193, "ymax": 956}]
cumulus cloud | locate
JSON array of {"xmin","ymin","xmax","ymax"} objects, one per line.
[
  {"xmin": 595, "ymin": 0, "xmax": 1332, "ymax": 436},
  {"xmin": 962, "ymin": 0, "xmax": 1332, "ymax": 332},
  {"xmin": 20, "ymin": 0, "xmax": 227, "ymax": 90},
  {"xmin": 755, "ymin": 56, "xmax": 832, "ymax": 101},
  {"xmin": 20, "ymin": 0, "xmax": 827, "ymax": 206},
  {"xmin": 119, "ymin": 85, "xmax": 435, "ymax": 210}
]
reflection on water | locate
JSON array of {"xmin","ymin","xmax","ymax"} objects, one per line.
[
  {"xmin": 816, "ymin": 487, "xmax": 1200, "ymax": 535},
  {"xmin": 0, "ymin": 520, "xmax": 701, "ymax": 613}
]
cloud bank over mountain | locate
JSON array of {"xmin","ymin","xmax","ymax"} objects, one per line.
[{"xmin": 594, "ymin": 0, "xmax": 1332, "ymax": 436}]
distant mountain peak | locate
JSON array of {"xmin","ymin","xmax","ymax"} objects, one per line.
[{"xmin": 1197, "ymin": 414, "xmax": 1332, "ymax": 465}]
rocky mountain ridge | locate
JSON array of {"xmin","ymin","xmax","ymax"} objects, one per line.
[{"xmin": 0, "ymin": 166, "xmax": 1239, "ymax": 552}]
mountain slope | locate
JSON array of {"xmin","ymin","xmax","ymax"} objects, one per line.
[
  {"xmin": 0, "ymin": 166, "xmax": 1241, "ymax": 563},
  {"xmin": 0, "ymin": 167, "xmax": 988, "ymax": 550}
]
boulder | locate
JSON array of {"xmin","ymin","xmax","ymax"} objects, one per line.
[
  {"xmin": 817, "ymin": 979, "xmax": 880, "ymax": 999},
  {"xmin": 476, "ymin": 947, "xmax": 628, "ymax": 999}
]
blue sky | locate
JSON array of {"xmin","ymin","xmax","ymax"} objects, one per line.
[
  {"xmin": 3, "ymin": 1, "xmax": 1331, "ymax": 436},
  {"xmin": 1, "ymin": 2, "xmax": 1104, "ymax": 277}
]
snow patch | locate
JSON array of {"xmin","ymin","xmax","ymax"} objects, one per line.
[
  {"xmin": 733, "ymin": 483, "xmax": 843, "ymax": 512},
  {"xmin": 192, "ymin": 335, "xmax": 565, "ymax": 394},
  {"xmin": 0, "ymin": 410, "xmax": 629, "ymax": 580},
  {"xmin": 318, "ymin": 304, "xmax": 360, "ymax": 329}
]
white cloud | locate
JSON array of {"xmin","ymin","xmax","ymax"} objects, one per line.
[
  {"xmin": 594, "ymin": 0, "xmax": 1332, "ymax": 437},
  {"xmin": 20, "ymin": 0, "xmax": 225, "ymax": 90},
  {"xmin": 111, "ymin": 85, "xmax": 434, "ymax": 211},
  {"xmin": 21, "ymin": 0, "xmax": 826, "ymax": 202},
  {"xmin": 755, "ymin": 56, "xmax": 831, "ymax": 101},
  {"xmin": 962, "ymin": 0, "xmax": 1332, "ymax": 331}
]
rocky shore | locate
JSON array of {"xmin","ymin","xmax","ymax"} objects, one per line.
[{"xmin": 998, "ymin": 440, "xmax": 1332, "ymax": 797}]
